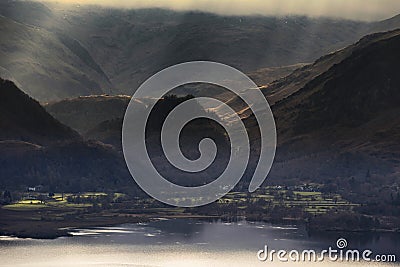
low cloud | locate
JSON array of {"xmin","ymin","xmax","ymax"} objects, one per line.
[{"xmin": 40, "ymin": 0, "xmax": 400, "ymax": 21}]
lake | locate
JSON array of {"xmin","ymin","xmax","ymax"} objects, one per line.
[{"xmin": 0, "ymin": 219, "xmax": 398, "ymax": 266}]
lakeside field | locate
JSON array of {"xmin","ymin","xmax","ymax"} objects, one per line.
[
  {"xmin": 2, "ymin": 186, "xmax": 359, "ymax": 215},
  {"xmin": 219, "ymin": 186, "xmax": 360, "ymax": 215},
  {"xmin": 0, "ymin": 185, "xmax": 363, "ymax": 238},
  {"xmin": 3, "ymin": 185, "xmax": 398, "ymax": 239}
]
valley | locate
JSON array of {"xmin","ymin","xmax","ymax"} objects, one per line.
[{"xmin": 1, "ymin": 0, "xmax": 400, "ymax": 240}]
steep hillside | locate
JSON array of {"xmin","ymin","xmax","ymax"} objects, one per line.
[
  {"xmin": 370, "ymin": 14, "xmax": 400, "ymax": 33},
  {"xmin": 0, "ymin": 79, "xmax": 134, "ymax": 192},
  {"xmin": 0, "ymin": 78, "xmax": 79, "ymax": 144},
  {"xmin": 274, "ymin": 30, "xmax": 400, "ymax": 150},
  {"xmin": 2, "ymin": 1, "xmax": 400, "ymax": 101},
  {"xmin": 0, "ymin": 14, "xmax": 111, "ymax": 101},
  {"xmin": 49, "ymin": 7, "xmax": 370, "ymax": 94},
  {"xmin": 0, "ymin": 0, "xmax": 379, "ymax": 99},
  {"xmin": 253, "ymin": 30, "xmax": 400, "ymax": 207}
]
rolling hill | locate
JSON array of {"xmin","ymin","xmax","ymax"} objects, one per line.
[{"xmin": 44, "ymin": 95, "xmax": 131, "ymax": 134}]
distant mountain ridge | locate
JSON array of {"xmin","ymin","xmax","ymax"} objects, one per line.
[
  {"xmin": 0, "ymin": 13, "xmax": 112, "ymax": 101},
  {"xmin": 2, "ymin": 0, "xmax": 400, "ymax": 101},
  {"xmin": 44, "ymin": 95, "xmax": 131, "ymax": 134}
]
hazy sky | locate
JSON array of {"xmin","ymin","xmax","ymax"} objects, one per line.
[{"xmin": 42, "ymin": 0, "xmax": 400, "ymax": 21}]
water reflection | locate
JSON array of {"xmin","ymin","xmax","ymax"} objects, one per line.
[{"xmin": 0, "ymin": 219, "xmax": 398, "ymax": 267}]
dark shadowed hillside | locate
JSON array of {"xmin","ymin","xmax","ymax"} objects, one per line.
[
  {"xmin": 45, "ymin": 95, "xmax": 131, "ymax": 134},
  {"xmin": 217, "ymin": 32, "xmax": 388, "ymax": 118},
  {"xmin": 0, "ymin": 140, "xmax": 133, "ymax": 193},
  {"xmin": 0, "ymin": 78, "xmax": 79, "ymax": 145},
  {"xmin": 273, "ymin": 30, "xmax": 400, "ymax": 154},
  {"xmin": 44, "ymin": 63, "xmax": 306, "ymax": 133},
  {"xmin": 255, "ymin": 30, "xmax": 400, "ymax": 212},
  {"xmin": 0, "ymin": 79, "xmax": 135, "ymax": 192},
  {"xmin": 47, "ymin": 94, "xmax": 230, "ymax": 186},
  {"xmin": 43, "ymin": 29, "xmax": 400, "ymax": 200},
  {"xmin": 0, "ymin": 80, "xmax": 229, "ymax": 190}
]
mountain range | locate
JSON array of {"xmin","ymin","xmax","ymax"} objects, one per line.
[
  {"xmin": 41, "ymin": 29, "xmax": 400, "ymax": 206},
  {"xmin": 2, "ymin": 0, "xmax": 400, "ymax": 101},
  {"xmin": 0, "ymin": 1, "xmax": 400, "ymax": 213}
]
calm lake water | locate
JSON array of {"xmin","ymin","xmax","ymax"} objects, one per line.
[{"xmin": 0, "ymin": 219, "xmax": 398, "ymax": 266}]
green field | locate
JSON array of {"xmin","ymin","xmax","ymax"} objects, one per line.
[
  {"xmin": 219, "ymin": 186, "xmax": 359, "ymax": 215},
  {"xmin": 2, "ymin": 192, "xmax": 116, "ymax": 211},
  {"xmin": 2, "ymin": 187, "xmax": 358, "ymax": 216}
]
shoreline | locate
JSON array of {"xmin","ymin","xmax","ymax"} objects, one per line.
[
  {"xmin": 1, "ymin": 208, "xmax": 399, "ymax": 240},
  {"xmin": 0, "ymin": 207, "xmax": 222, "ymax": 239},
  {"xmin": 0, "ymin": 208, "xmax": 146, "ymax": 239}
]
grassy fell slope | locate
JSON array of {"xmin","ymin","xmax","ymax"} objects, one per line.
[{"xmin": 0, "ymin": 15, "xmax": 111, "ymax": 101}]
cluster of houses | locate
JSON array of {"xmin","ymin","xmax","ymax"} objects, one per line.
[
  {"xmin": 270, "ymin": 184, "xmax": 318, "ymax": 192},
  {"xmin": 24, "ymin": 185, "xmax": 58, "ymax": 203},
  {"xmin": 27, "ymin": 185, "xmax": 44, "ymax": 192}
]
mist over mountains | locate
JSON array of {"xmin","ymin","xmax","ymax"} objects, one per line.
[
  {"xmin": 2, "ymin": 0, "xmax": 400, "ymax": 101},
  {"xmin": 0, "ymin": 14, "xmax": 112, "ymax": 101}
]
